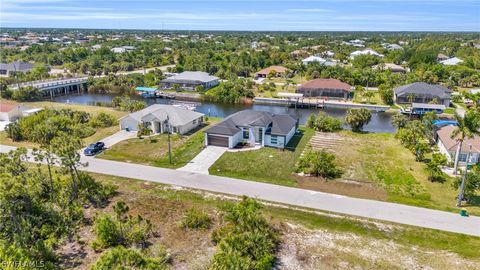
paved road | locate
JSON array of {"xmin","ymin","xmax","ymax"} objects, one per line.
[
  {"xmin": 178, "ymin": 146, "xmax": 226, "ymax": 174},
  {"xmin": 1, "ymin": 144, "xmax": 479, "ymax": 236}
]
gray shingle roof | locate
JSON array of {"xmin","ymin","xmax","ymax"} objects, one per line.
[
  {"xmin": 205, "ymin": 110, "xmax": 297, "ymax": 136},
  {"xmin": 161, "ymin": 71, "xmax": 219, "ymax": 84},
  {"xmin": 123, "ymin": 104, "xmax": 204, "ymax": 126},
  {"xmin": 394, "ymin": 82, "xmax": 451, "ymax": 99}
]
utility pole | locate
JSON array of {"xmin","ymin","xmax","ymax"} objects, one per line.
[
  {"xmin": 457, "ymin": 143, "xmax": 472, "ymax": 207},
  {"xmin": 165, "ymin": 116, "xmax": 172, "ymax": 164}
]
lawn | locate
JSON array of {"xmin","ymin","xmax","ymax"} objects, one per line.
[
  {"xmin": 90, "ymin": 173, "xmax": 480, "ymax": 263},
  {"xmin": 209, "ymin": 127, "xmax": 315, "ymax": 186},
  {"xmin": 334, "ymin": 131, "xmax": 480, "ymax": 215},
  {"xmin": 98, "ymin": 119, "xmax": 219, "ymax": 169},
  {"xmin": 352, "ymin": 90, "xmax": 386, "ymax": 105},
  {"xmin": 210, "ymin": 128, "xmax": 480, "ymax": 216}
]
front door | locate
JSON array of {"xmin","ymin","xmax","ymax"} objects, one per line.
[{"xmin": 255, "ymin": 127, "xmax": 263, "ymax": 143}]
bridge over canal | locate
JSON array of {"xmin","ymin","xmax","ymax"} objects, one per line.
[{"xmin": 9, "ymin": 77, "xmax": 88, "ymax": 99}]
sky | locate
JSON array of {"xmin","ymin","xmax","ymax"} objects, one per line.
[{"xmin": 1, "ymin": 0, "xmax": 479, "ymax": 32}]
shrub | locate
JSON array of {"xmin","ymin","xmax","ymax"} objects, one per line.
[
  {"xmin": 11, "ymin": 86, "xmax": 42, "ymax": 101},
  {"xmin": 90, "ymin": 112, "xmax": 117, "ymax": 128},
  {"xmin": 91, "ymin": 246, "xmax": 168, "ymax": 270},
  {"xmin": 314, "ymin": 112, "xmax": 342, "ymax": 132},
  {"xmin": 180, "ymin": 208, "xmax": 212, "ymax": 230},
  {"xmin": 210, "ymin": 197, "xmax": 277, "ymax": 270},
  {"xmin": 296, "ymin": 148, "xmax": 342, "ymax": 179},
  {"xmin": 92, "ymin": 201, "xmax": 153, "ymax": 250}
]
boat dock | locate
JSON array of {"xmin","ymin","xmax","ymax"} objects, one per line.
[{"xmin": 253, "ymin": 97, "xmax": 390, "ymax": 112}]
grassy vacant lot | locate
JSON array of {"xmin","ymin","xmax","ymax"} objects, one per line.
[
  {"xmin": 210, "ymin": 129, "xmax": 480, "ymax": 216},
  {"xmin": 0, "ymin": 99, "xmax": 126, "ymax": 147},
  {"xmin": 99, "ymin": 119, "xmax": 219, "ymax": 169},
  {"xmin": 209, "ymin": 127, "xmax": 315, "ymax": 186},
  {"xmin": 63, "ymin": 172, "xmax": 480, "ymax": 269},
  {"xmin": 334, "ymin": 131, "xmax": 480, "ymax": 215}
]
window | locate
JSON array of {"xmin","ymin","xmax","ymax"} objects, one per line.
[
  {"xmin": 271, "ymin": 135, "xmax": 278, "ymax": 144},
  {"xmin": 459, "ymin": 153, "xmax": 468, "ymax": 162},
  {"xmin": 193, "ymin": 119, "xmax": 196, "ymax": 124},
  {"xmin": 243, "ymin": 129, "xmax": 249, "ymax": 139}
]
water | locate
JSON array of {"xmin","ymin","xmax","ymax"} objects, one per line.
[{"xmin": 54, "ymin": 93, "xmax": 396, "ymax": 133}]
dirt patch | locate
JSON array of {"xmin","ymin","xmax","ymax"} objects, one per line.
[
  {"xmin": 295, "ymin": 176, "xmax": 388, "ymax": 201},
  {"xmin": 276, "ymin": 223, "xmax": 480, "ymax": 270}
]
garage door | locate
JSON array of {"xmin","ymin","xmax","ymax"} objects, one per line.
[{"xmin": 207, "ymin": 134, "xmax": 229, "ymax": 147}]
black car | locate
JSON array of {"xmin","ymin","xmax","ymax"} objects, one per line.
[{"xmin": 84, "ymin": 142, "xmax": 105, "ymax": 156}]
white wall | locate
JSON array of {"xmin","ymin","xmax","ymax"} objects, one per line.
[
  {"xmin": 178, "ymin": 117, "xmax": 202, "ymax": 134},
  {"xmin": 119, "ymin": 116, "xmax": 140, "ymax": 131},
  {"xmin": 230, "ymin": 131, "xmax": 244, "ymax": 148}
]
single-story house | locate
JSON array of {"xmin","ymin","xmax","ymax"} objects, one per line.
[
  {"xmin": 296, "ymin": 78, "xmax": 352, "ymax": 99},
  {"xmin": 0, "ymin": 61, "xmax": 34, "ymax": 77},
  {"xmin": 373, "ymin": 63, "xmax": 406, "ymax": 73},
  {"xmin": 159, "ymin": 71, "xmax": 219, "ymax": 90},
  {"xmin": 254, "ymin": 66, "xmax": 289, "ymax": 79},
  {"xmin": 394, "ymin": 82, "xmax": 451, "ymax": 106},
  {"xmin": 349, "ymin": 49, "xmax": 384, "ymax": 59},
  {"xmin": 119, "ymin": 104, "xmax": 204, "ymax": 135},
  {"xmin": 0, "ymin": 103, "xmax": 31, "ymax": 121},
  {"xmin": 302, "ymin": 56, "xmax": 338, "ymax": 67},
  {"xmin": 440, "ymin": 57, "xmax": 463, "ymax": 66},
  {"xmin": 436, "ymin": 125, "xmax": 480, "ymax": 166},
  {"xmin": 204, "ymin": 110, "xmax": 298, "ymax": 149}
]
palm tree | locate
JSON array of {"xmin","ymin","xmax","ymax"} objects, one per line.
[{"xmin": 451, "ymin": 111, "xmax": 480, "ymax": 175}]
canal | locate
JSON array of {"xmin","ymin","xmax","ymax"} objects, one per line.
[{"xmin": 53, "ymin": 94, "xmax": 396, "ymax": 133}]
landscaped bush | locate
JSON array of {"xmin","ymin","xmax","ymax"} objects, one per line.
[
  {"xmin": 92, "ymin": 201, "xmax": 152, "ymax": 250},
  {"xmin": 180, "ymin": 208, "xmax": 212, "ymax": 230},
  {"xmin": 296, "ymin": 148, "xmax": 342, "ymax": 179},
  {"xmin": 210, "ymin": 197, "xmax": 277, "ymax": 270},
  {"xmin": 111, "ymin": 95, "xmax": 146, "ymax": 112},
  {"xmin": 91, "ymin": 246, "xmax": 168, "ymax": 270},
  {"xmin": 306, "ymin": 113, "xmax": 342, "ymax": 132}
]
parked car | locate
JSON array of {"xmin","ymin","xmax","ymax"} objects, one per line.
[{"xmin": 84, "ymin": 142, "xmax": 105, "ymax": 156}]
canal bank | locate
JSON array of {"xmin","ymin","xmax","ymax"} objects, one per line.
[{"xmin": 53, "ymin": 93, "xmax": 397, "ymax": 133}]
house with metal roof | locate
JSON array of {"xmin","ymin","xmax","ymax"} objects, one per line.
[
  {"xmin": 119, "ymin": 104, "xmax": 204, "ymax": 134},
  {"xmin": 159, "ymin": 71, "xmax": 219, "ymax": 90},
  {"xmin": 394, "ymin": 82, "xmax": 452, "ymax": 106},
  {"xmin": 204, "ymin": 110, "xmax": 298, "ymax": 149},
  {"xmin": 0, "ymin": 61, "xmax": 34, "ymax": 77}
]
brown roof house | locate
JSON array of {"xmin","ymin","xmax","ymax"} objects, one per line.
[
  {"xmin": 254, "ymin": 66, "xmax": 289, "ymax": 79},
  {"xmin": 436, "ymin": 125, "xmax": 480, "ymax": 166},
  {"xmin": 296, "ymin": 78, "xmax": 352, "ymax": 99}
]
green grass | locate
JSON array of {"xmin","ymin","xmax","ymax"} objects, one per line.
[
  {"xmin": 336, "ymin": 131, "xmax": 480, "ymax": 215},
  {"xmin": 93, "ymin": 172, "xmax": 480, "ymax": 260},
  {"xmin": 444, "ymin": 107, "xmax": 456, "ymax": 114},
  {"xmin": 352, "ymin": 90, "xmax": 386, "ymax": 105},
  {"xmin": 209, "ymin": 127, "xmax": 315, "ymax": 186},
  {"xmin": 99, "ymin": 119, "xmax": 219, "ymax": 168}
]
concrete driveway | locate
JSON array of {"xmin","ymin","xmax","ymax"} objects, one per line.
[
  {"xmin": 178, "ymin": 146, "xmax": 226, "ymax": 174},
  {"xmin": 98, "ymin": 130, "xmax": 137, "ymax": 148}
]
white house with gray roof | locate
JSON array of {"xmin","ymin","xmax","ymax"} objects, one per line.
[
  {"xmin": 160, "ymin": 71, "xmax": 219, "ymax": 90},
  {"xmin": 204, "ymin": 110, "xmax": 298, "ymax": 149},
  {"xmin": 119, "ymin": 104, "xmax": 204, "ymax": 135},
  {"xmin": 0, "ymin": 61, "xmax": 34, "ymax": 77}
]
